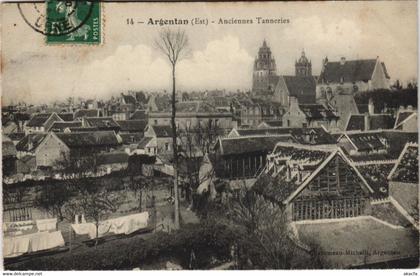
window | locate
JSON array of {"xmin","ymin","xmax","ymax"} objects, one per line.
[
  {"xmin": 165, "ymin": 143, "xmax": 170, "ymax": 151},
  {"xmin": 154, "ymin": 120, "xmax": 158, "ymax": 125}
]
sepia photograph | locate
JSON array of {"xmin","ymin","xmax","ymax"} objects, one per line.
[{"xmin": 1, "ymin": 0, "xmax": 419, "ymax": 271}]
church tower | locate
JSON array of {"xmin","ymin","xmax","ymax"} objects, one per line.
[
  {"xmin": 295, "ymin": 49, "xmax": 312, "ymax": 77},
  {"xmin": 252, "ymin": 40, "xmax": 277, "ymax": 94}
]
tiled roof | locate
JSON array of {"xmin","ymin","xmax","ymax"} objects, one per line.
[
  {"xmin": 49, "ymin": 121, "xmax": 82, "ymax": 132},
  {"xmin": 389, "ymin": 144, "xmax": 418, "ymax": 183},
  {"xmin": 119, "ymin": 133, "xmax": 143, "ymax": 144},
  {"xmin": 116, "ymin": 120, "xmax": 147, "ymax": 132},
  {"xmin": 152, "ymin": 125, "xmax": 173, "ymax": 137},
  {"xmin": 25, "ymin": 113, "xmax": 51, "ymax": 127},
  {"xmin": 264, "ymin": 120, "xmax": 283, "ymax": 127},
  {"xmin": 84, "ymin": 117, "xmax": 120, "ymax": 129},
  {"xmin": 346, "ymin": 114, "xmax": 395, "ymax": 131},
  {"xmin": 298, "ymin": 104, "xmax": 338, "ymax": 120},
  {"xmin": 319, "ymin": 59, "xmax": 378, "ymax": 83},
  {"xmin": 282, "ymin": 76, "xmax": 316, "ymax": 104},
  {"xmin": 130, "ymin": 110, "xmax": 147, "ymax": 120},
  {"xmin": 74, "ymin": 109, "xmax": 100, "ymax": 119},
  {"xmin": 138, "ymin": 137, "xmax": 154, "ymax": 149},
  {"xmin": 356, "ymin": 163, "xmax": 394, "ymax": 199},
  {"xmin": 395, "ymin": 111, "xmax": 415, "ymax": 127},
  {"xmin": 6, "ymin": 132, "xmax": 25, "ymax": 141},
  {"xmin": 234, "ymin": 127, "xmax": 336, "ymax": 145},
  {"xmin": 98, "ymin": 152, "xmax": 129, "ymax": 165},
  {"xmin": 16, "ymin": 134, "xmax": 47, "ymax": 152},
  {"xmin": 58, "ymin": 113, "xmax": 75, "ymax": 121},
  {"xmin": 346, "ymin": 132, "xmax": 387, "ymax": 151},
  {"xmin": 55, "ymin": 131, "xmax": 120, "ymax": 148},
  {"xmin": 216, "ymin": 136, "xmax": 289, "ymax": 156}
]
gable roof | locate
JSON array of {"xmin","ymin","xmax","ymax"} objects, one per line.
[
  {"xmin": 130, "ymin": 110, "xmax": 147, "ymax": 120},
  {"xmin": 388, "ymin": 143, "xmax": 418, "ymax": 184},
  {"xmin": 356, "ymin": 163, "xmax": 394, "ymax": 199},
  {"xmin": 25, "ymin": 113, "xmax": 52, "ymax": 127},
  {"xmin": 16, "ymin": 134, "xmax": 47, "ymax": 152},
  {"xmin": 282, "ymin": 75, "xmax": 316, "ymax": 104},
  {"xmin": 216, "ymin": 136, "xmax": 291, "ymax": 156},
  {"xmin": 346, "ymin": 114, "xmax": 395, "ymax": 131},
  {"xmin": 319, "ymin": 59, "xmax": 378, "ymax": 84},
  {"xmin": 231, "ymin": 127, "xmax": 336, "ymax": 145},
  {"xmin": 98, "ymin": 151, "xmax": 129, "ymax": 165},
  {"xmin": 49, "ymin": 121, "xmax": 82, "ymax": 132},
  {"xmin": 84, "ymin": 117, "xmax": 120, "ymax": 129},
  {"xmin": 116, "ymin": 120, "xmax": 147, "ymax": 132},
  {"xmin": 151, "ymin": 125, "xmax": 173, "ymax": 137},
  {"xmin": 137, "ymin": 137, "xmax": 154, "ymax": 149},
  {"xmin": 58, "ymin": 113, "xmax": 75, "ymax": 121},
  {"xmin": 254, "ymin": 144, "xmax": 373, "ymax": 204},
  {"xmin": 55, "ymin": 131, "xmax": 121, "ymax": 148},
  {"xmin": 298, "ymin": 104, "xmax": 338, "ymax": 120},
  {"xmin": 394, "ymin": 111, "xmax": 417, "ymax": 129},
  {"xmin": 74, "ymin": 109, "xmax": 101, "ymax": 119}
]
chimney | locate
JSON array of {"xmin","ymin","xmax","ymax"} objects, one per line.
[
  {"xmin": 364, "ymin": 114, "xmax": 371, "ymax": 131},
  {"xmin": 289, "ymin": 96, "xmax": 298, "ymax": 108},
  {"xmin": 368, "ymin": 98, "xmax": 374, "ymax": 115},
  {"xmin": 340, "ymin": 57, "xmax": 346, "ymax": 65},
  {"xmin": 286, "ymin": 165, "xmax": 291, "ymax": 181},
  {"xmin": 407, "ymin": 105, "xmax": 413, "ymax": 111},
  {"xmin": 297, "ymin": 169, "xmax": 302, "ymax": 183}
]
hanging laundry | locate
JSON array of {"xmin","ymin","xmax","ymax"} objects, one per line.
[{"xmin": 36, "ymin": 218, "xmax": 57, "ymax": 232}]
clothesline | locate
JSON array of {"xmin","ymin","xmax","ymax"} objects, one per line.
[{"xmin": 71, "ymin": 212, "xmax": 149, "ymax": 239}]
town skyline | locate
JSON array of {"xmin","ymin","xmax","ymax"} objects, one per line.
[{"xmin": 2, "ymin": 1, "xmax": 417, "ymax": 105}]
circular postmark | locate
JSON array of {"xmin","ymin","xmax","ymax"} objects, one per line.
[{"xmin": 18, "ymin": 0, "xmax": 94, "ymax": 37}]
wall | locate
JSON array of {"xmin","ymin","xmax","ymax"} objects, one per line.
[
  {"xmin": 370, "ymin": 60, "xmax": 390, "ymax": 90},
  {"xmin": 389, "ymin": 181, "xmax": 418, "ymax": 219},
  {"xmin": 36, "ymin": 135, "xmax": 69, "ymax": 168},
  {"xmin": 282, "ymin": 98, "xmax": 307, "ymax": 127}
]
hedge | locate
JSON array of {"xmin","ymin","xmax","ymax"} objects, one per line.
[{"xmin": 6, "ymin": 222, "xmax": 237, "ymax": 270}]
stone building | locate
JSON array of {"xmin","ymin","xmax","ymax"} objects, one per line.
[
  {"xmin": 252, "ymin": 40, "xmax": 278, "ymax": 95},
  {"xmin": 295, "ymin": 49, "xmax": 312, "ymax": 77}
]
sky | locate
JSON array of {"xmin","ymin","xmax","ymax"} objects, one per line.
[{"xmin": 1, "ymin": 1, "xmax": 418, "ymax": 105}]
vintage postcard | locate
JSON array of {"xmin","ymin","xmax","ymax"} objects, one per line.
[{"xmin": 1, "ymin": 0, "xmax": 418, "ymax": 271}]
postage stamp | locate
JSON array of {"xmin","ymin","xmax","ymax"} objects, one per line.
[{"xmin": 18, "ymin": 0, "xmax": 101, "ymax": 45}]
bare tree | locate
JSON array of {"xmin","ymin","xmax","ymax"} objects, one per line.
[{"xmin": 155, "ymin": 28, "xmax": 189, "ymax": 229}]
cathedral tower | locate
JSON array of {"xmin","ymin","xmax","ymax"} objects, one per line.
[
  {"xmin": 295, "ymin": 49, "xmax": 312, "ymax": 77},
  {"xmin": 252, "ymin": 40, "xmax": 277, "ymax": 93}
]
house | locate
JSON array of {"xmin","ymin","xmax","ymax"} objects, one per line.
[
  {"xmin": 257, "ymin": 120, "xmax": 282, "ymax": 128},
  {"xmin": 2, "ymin": 136, "xmax": 17, "ymax": 176},
  {"xmin": 238, "ymin": 98, "xmax": 282, "ymax": 127},
  {"xmin": 116, "ymin": 120, "xmax": 147, "ymax": 134},
  {"xmin": 130, "ymin": 109, "xmax": 148, "ymax": 120},
  {"xmin": 345, "ymin": 114, "xmax": 395, "ymax": 132},
  {"xmin": 282, "ymin": 97, "xmax": 338, "ymax": 129},
  {"xmin": 24, "ymin": 113, "xmax": 63, "ymax": 134},
  {"xmin": 273, "ymin": 75, "xmax": 317, "ymax": 107},
  {"xmin": 317, "ymin": 57, "xmax": 391, "ymax": 94},
  {"xmin": 57, "ymin": 112, "xmax": 75, "ymax": 121},
  {"xmin": 15, "ymin": 134, "xmax": 47, "ymax": 158},
  {"xmin": 48, "ymin": 121, "xmax": 83, "ymax": 132},
  {"xmin": 337, "ymin": 130, "xmax": 418, "ymax": 162},
  {"xmin": 255, "ymin": 143, "xmax": 374, "ymax": 221},
  {"xmin": 211, "ymin": 135, "xmax": 291, "ymax": 180},
  {"xmin": 316, "ymin": 57, "xmax": 391, "ymax": 128},
  {"xmin": 141, "ymin": 125, "xmax": 174, "ymax": 155},
  {"xmin": 388, "ymin": 143, "xmax": 418, "ymax": 226},
  {"xmin": 35, "ymin": 131, "xmax": 122, "ymax": 168},
  {"xmin": 82, "ymin": 117, "xmax": 120, "ymax": 133},
  {"xmin": 227, "ymin": 127, "xmax": 336, "ymax": 145},
  {"xmin": 148, "ymin": 101, "xmax": 233, "ymax": 131},
  {"xmin": 74, "ymin": 109, "xmax": 102, "ymax": 119},
  {"xmin": 97, "ymin": 151, "xmax": 129, "ymax": 174},
  {"xmin": 394, "ymin": 108, "xmax": 417, "ymax": 132}
]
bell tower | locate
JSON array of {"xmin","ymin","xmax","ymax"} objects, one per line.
[
  {"xmin": 295, "ymin": 49, "xmax": 312, "ymax": 77},
  {"xmin": 252, "ymin": 40, "xmax": 277, "ymax": 94}
]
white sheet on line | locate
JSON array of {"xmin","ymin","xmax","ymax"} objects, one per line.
[
  {"xmin": 3, "ymin": 231, "xmax": 65, "ymax": 258},
  {"xmin": 36, "ymin": 218, "xmax": 57, "ymax": 232}
]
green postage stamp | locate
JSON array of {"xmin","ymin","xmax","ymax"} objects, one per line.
[
  {"xmin": 17, "ymin": 0, "xmax": 101, "ymax": 45},
  {"xmin": 46, "ymin": 1, "xmax": 101, "ymax": 44}
]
